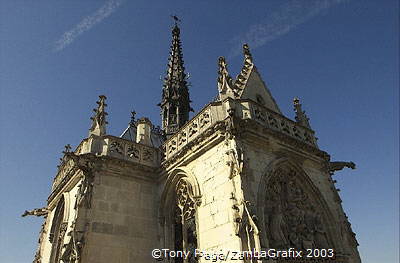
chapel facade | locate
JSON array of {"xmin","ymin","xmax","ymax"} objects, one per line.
[{"xmin": 24, "ymin": 22, "xmax": 361, "ymax": 263}]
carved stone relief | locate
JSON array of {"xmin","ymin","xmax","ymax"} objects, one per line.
[
  {"xmin": 199, "ymin": 110, "xmax": 211, "ymax": 127},
  {"xmin": 127, "ymin": 145, "xmax": 140, "ymax": 159},
  {"xmin": 188, "ymin": 121, "xmax": 198, "ymax": 137},
  {"xmin": 142, "ymin": 149, "xmax": 154, "ymax": 162},
  {"xmin": 263, "ymin": 168, "xmax": 331, "ymax": 250},
  {"xmin": 109, "ymin": 141, "xmax": 123, "ymax": 155}
]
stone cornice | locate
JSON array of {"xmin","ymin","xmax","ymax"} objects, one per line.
[
  {"xmin": 48, "ymin": 152, "xmax": 158, "ymax": 204},
  {"xmin": 238, "ymin": 118, "xmax": 330, "ymax": 161}
]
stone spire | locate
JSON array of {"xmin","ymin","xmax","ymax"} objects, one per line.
[
  {"xmin": 159, "ymin": 20, "xmax": 192, "ymax": 137},
  {"xmin": 89, "ymin": 95, "xmax": 108, "ymax": 136},
  {"xmin": 293, "ymin": 97, "xmax": 311, "ymax": 129}
]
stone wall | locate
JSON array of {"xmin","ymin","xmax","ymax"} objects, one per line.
[
  {"xmin": 173, "ymin": 140, "xmax": 243, "ymax": 252},
  {"xmin": 82, "ymin": 168, "xmax": 159, "ymax": 263}
]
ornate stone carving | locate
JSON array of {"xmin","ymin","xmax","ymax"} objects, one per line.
[
  {"xmin": 60, "ymin": 226, "xmax": 85, "ymax": 263},
  {"xmin": 109, "ymin": 141, "xmax": 123, "ymax": 155},
  {"xmin": 328, "ymin": 161, "xmax": 356, "ymax": 175},
  {"xmin": 188, "ymin": 121, "xmax": 198, "ymax": 137},
  {"xmin": 178, "ymin": 131, "xmax": 187, "ymax": 146},
  {"xmin": 142, "ymin": 148, "xmax": 154, "ymax": 162},
  {"xmin": 199, "ymin": 110, "xmax": 211, "ymax": 127},
  {"xmin": 75, "ymin": 160, "xmax": 96, "ymax": 209},
  {"xmin": 176, "ymin": 180, "xmax": 196, "ymax": 221},
  {"xmin": 263, "ymin": 168, "xmax": 331, "ymax": 250},
  {"xmin": 89, "ymin": 95, "xmax": 108, "ymax": 136},
  {"xmin": 293, "ymin": 97, "xmax": 311, "ymax": 129},
  {"xmin": 174, "ymin": 179, "xmax": 198, "ymax": 263},
  {"xmin": 126, "ymin": 145, "xmax": 140, "ymax": 159},
  {"xmin": 226, "ymin": 146, "xmax": 244, "ymax": 179},
  {"xmin": 49, "ymin": 222, "xmax": 68, "ymax": 262},
  {"xmin": 217, "ymin": 56, "xmax": 237, "ymax": 100},
  {"xmin": 22, "ymin": 207, "xmax": 49, "ymax": 217}
]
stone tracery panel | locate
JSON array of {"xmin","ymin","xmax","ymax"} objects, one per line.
[
  {"xmin": 174, "ymin": 179, "xmax": 198, "ymax": 263},
  {"xmin": 263, "ymin": 168, "xmax": 331, "ymax": 250}
]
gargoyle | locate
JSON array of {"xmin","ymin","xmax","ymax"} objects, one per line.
[
  {"xmin": 328, "ymin": 161, "xmax": 356, "ymax": 175},
  {"xmin": 22, "ymin": 207, "xmax": 49, "ymax": 217}
]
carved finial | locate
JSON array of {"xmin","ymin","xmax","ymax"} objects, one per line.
[
  {"xmin": 89, "ymin": 95, "xmax": 108, "ymax": 136},
  {"xmin": 293, "ymin": 97, "xmax": 311, "ymax": 129},
  {"xmin": 243, "ymin": 43, "xmax": 253, "ymax": 64},
  {"xmin": 171, "ymin": 15, "xmax": 181, "ymax": 26},
  {"xmin": 63, "ymin": 144, "xmax": 72, "ymax": 154},
  {"xmin": 130, "ymin": 110, "xmax": 136, "ymax": 126},
  {"xmin": 217, "ymin": 56, "xmax": 233, "ymax": 93}
]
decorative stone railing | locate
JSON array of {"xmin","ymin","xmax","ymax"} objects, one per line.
[
  {"xmin": 163, "ymin": 99, "xmax": 318, "ymax": 161},
  {"xmin": 101, "ymin": 135, "xmax": 159, "ymax": 167},
  {"xmin": 242, "ymin": 100, "xmax": 318, "ymax": 147},
  {"xmin": 165, "ymin": 103, "xmax": 220, "ymax": 159},
  {"xmin": 51, "ymin": 135, "xmax": 159, "ymax": 192}
]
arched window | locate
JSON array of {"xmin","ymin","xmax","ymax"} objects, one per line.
[
  {"xmin": 174, "ymin": 179, "xmax": 198, "ymax": 263},
  {"xmin": 49, "ymin": 197, "xmax": 68, "ymax": 263},
  {"xmin": 161, "ymin": 174, "xmax": 200, "ymax": 263}
]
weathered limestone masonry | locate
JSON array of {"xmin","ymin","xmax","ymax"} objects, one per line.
[{"xmin": 25, "ymin": 22, "xmax": 361, "ymax": 263}]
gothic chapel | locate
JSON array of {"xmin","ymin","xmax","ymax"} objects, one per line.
[{"xmin": 24, "ymin": 22, "xmax": 361, "ymax": 263}]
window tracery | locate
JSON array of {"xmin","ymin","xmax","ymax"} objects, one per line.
[
  {"xmin": 49, "ymin": 198, "xmax": 67, "ymax": 263},
  {"xmin": 173, "ymin": 179, "xmax": 198, "ymax": 263}
]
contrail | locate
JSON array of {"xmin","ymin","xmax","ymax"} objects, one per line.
[
  {"xmin": 229, "ymin": 0, "xmax": 347, "ymax": 57},
  {"xmin": 53, "ymin": 0, "xmax": 125, "ymax": 52}
]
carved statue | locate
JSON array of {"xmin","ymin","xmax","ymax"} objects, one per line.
[
  {"xmin": 75, "ymin": 174, "xmax": 94, "ymax": 209},
  {"xmin": 22, "ymin": 207, "xmax": 49, "ymax": 217}
]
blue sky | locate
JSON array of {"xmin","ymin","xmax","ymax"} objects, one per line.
[{"xmin": 0, "ymin": 1, "xmax": 398, "ymax": 262}]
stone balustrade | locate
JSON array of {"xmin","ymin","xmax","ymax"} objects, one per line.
[
  {"xmin": 164, "ymin": 99, "xmax": 318, "ymax": 161},
  {"xmin": 51, "ymin": 135, "xmax": 159, "ymax": 192},
  {"xmin": 243, "ymin": 100, "xmax": 318, "ymax": 147},
  {"xmin": 102, "ymin": 135, "xmax": 159, "ymax": 167},
  {"xmin": 165, "ymin": 104, "xmax": 216, "ymax": 159}
]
